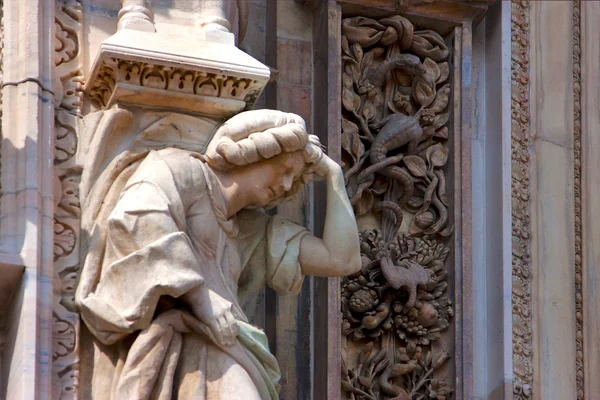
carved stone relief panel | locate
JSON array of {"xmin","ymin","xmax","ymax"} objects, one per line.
[
  {"xmin": 339, "ymin": 15, "xmax": 454, "ymax": 400},
  {"xmin": 52, "ymin": 1, "xmax": 84, "ymax": 399}
]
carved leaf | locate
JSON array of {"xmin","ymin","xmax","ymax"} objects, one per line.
[
  {"xmin": 423, "ymin": 58, "xmax": 440, "ymax": 82},
  {"xmin": 344, "ymin": 61, "xmax": 361, "ymax": 86},
  {"xmin": 437, "ymin": 62, "xmax": 450, "ymax": 84},
  {"xmin": 54, "ymin": 220, "xmax": 76, "ymax": 261},
  {"xmin": 431, "ymin": 112, "xmax": 449, "ymax": 131},
  {"xmin": 412, "ymin": 77, "xmax": 435, "ymax": 108},
  {"xmin": 362, "ymin": 100, "xmax": 376, "ymax": 121},
  {"xmin": 352, "ymin": 43, "xmax": 363, "ymax": 67},
  {"xmin": 430, "ymin": 146, "xmax": 449, "ymax": 168},
  {"xmin": 374, "ymin": 357, "xmax": 390, "ymax": 375},
  {"xmin": 342, "ymin": 35, "xmax": 351, "ymax": 56},
  {"xmin": 429, "ymin": 84, "xmax": 450, "ymax": 113},
  {"xmin": 434, "ymin": 126, "xmax": 449, "ymax": 139},
  {"xmin": 358, "ymin": 341, "xmax": 374, "ymax": 365},
  {"xmin": 410, "ymin": 30, "xmax": 449, "ymax": 62},
  {"xmin": 342, "ymin": 118, "xmax": 365, "ymax": 163},
  {"xmin": 361, "ymin": 50, "xmax": 375, "ymax": 71},
  {"xmin": 403, "ymin": 155, "xmax": 427, "ymax": 178},
  {"xmin": 370, "ymin": 176, "xmax": 389, "ymax": 195},
  {"xmin": 342, "ymin": 87, "xmax": 361, "ymax": 113}
]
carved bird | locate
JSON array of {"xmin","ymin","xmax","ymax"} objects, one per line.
[{"xmin": 379, "ymin": 256, "xmax": 433, "ymax": 308}]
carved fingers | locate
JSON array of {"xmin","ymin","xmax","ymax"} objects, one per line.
[
  {"xmin": 212, "ymin": 308, "xmax": 240, "ymax": 347},
  {"xmin": 205, "ymin": 290, "xmax": 239, "ymax": 347},
  {"xmin": 185, "ymin": 287, "xmax": 240, "ymax": 347},
  {"xmin": 309, "ymin": 152, "xmax": 339, "ymax": 179},
  {"xmin": 216, "ymin": 109, "xmax": 306, "ymax": 141}
]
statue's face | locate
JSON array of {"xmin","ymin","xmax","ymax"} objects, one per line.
[{"xmin": 244, "ymin": 151, "xmax": 306, "ymax": 208}]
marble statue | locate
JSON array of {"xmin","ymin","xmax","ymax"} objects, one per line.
[{"xmin": 75, "ymin": 108, "xmax": 361, "ymax": 399}]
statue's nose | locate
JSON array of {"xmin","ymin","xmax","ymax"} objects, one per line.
[{"xmin": 281, "ymin": 173, "xmax": 293, "ymax": 191}]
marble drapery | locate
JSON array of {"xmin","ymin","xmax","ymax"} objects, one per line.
[{"xmin": 75, "ymin": 111, "xmax": 308, "ymax": 399}]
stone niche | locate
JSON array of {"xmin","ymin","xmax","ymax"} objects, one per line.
[{"xmin": 309, "ymin": 0, "xmax": 495, "ymax": 399}]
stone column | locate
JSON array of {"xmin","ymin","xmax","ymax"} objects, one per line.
[
  {"xmin": 118, "ymin": 0, "xmax": 156, "ymax": 32},
  {"xmin": 0, "ymin": 0, "xmax": 56, "ymax": 398}
]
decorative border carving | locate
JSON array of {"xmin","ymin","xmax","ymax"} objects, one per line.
[
  {"xmin": 52, "ymin": 1, "xmax": 84, "ymax": 399},
  {"xmin": 511, "ymin": 1, "xmax": 533, "ymax": 398},
  {"xmin": 572, "ymin": 1, "xmax": 583, "ymax": 398},
  {"xmin": 88, "ymin": 59, "xmax": 264, "ymax": 110}
]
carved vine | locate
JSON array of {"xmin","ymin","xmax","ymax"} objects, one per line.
[
  {"xmin": 340, "ymin": 15, "xmax": 453, "ymax": 399},
  {"xmin": 53, "ymin": 1, "xmax": 84, "ymax": 399},
  {"xmin": 573, "ymin": 1, "xmax": 583, "ymax": 398},
  {"xmin": 511, "ymin": 1, "xmax": 533, "ymax": 399},
  {"xmin": 342, "ymin": 342, "xmax": 452, "ymax": 400}
]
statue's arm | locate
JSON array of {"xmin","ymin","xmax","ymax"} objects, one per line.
[{"xmin": 298, "ymin": 156, "xmax": 361, "ymax": 277}]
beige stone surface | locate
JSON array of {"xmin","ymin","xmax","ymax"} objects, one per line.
[
  {"xmin": 529, "ymin": 2, "xmax": 577, "ymax": 399},
  {"xmin": 276, "ymin": 0, "xmax": 312, "ymax": 41}
]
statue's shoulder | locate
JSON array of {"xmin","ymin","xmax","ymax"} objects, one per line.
[{"xmin": 134, "ymin": 148, "xmax": 207, "ymax": 192}]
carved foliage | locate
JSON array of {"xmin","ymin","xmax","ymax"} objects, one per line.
[
  {"xmin": 342, "ymin": 234, "xmax": 451, "ymax": 346},
  {"xmin": 53, "ymin": 1, "xmax": 83, "ymax": 399},
  {"xmin": 511, "ymin": 1, "xmax": 533, "ymax": 399},
  {"xmin": 340, "ymin": 15, "xmax": 453, "ymax": 400},
  {"xmin": 342, "ymin": 342, "xmax": 452, "ymax": 400}
]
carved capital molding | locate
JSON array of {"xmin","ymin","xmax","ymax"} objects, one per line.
[{"xmin": 85, "ymin": 29, "xmax": 270, "ymax": 116}]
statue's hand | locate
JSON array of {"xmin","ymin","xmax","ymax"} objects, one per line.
[
  {"xmin": 204, "ymin": 290, "xmax": 239, "ymax": 347},
  {"xmin": 311, "ymin": 153, "xmax": 342, "ymax": 179},
  {"xmin": 183, "ymin": 287, "xmax": 239, "ymax": 347}
]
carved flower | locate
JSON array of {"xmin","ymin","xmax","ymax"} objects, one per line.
[
  {"xmin": 420, "ymin": 108, "xmax": 436, "ymax": 125},
  {"xmin": 393, "ymin": 92, "xmax": 413, "ymax": 114},
  {"xmin": 427, "ymin": 379, "xmax": 454, "ymax": 400},
  {"xmin": 358, "ymin": 80, "xmax": 377, "ymax": 98}
]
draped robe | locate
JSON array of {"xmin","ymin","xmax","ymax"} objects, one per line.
[{"xmin": 76, "ymin": 147, "xmax": 308, "ymax": 399}]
